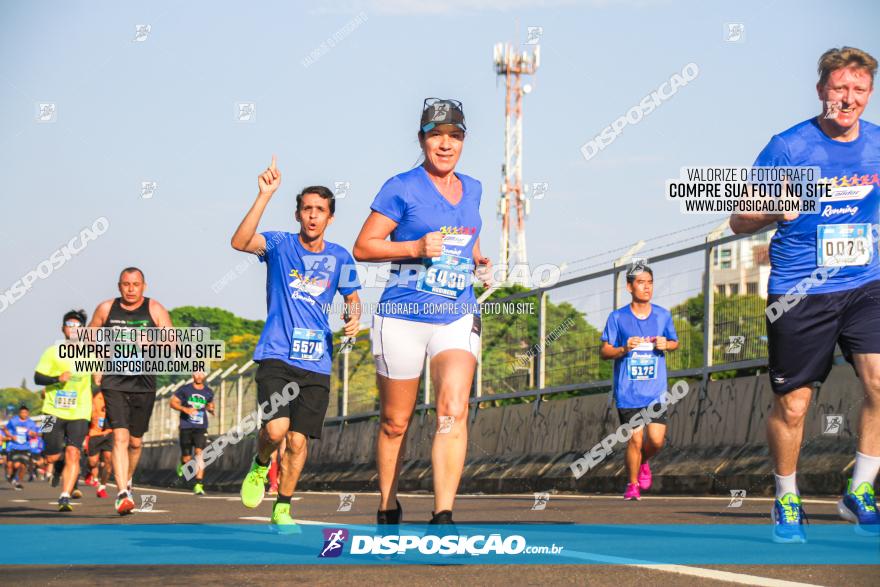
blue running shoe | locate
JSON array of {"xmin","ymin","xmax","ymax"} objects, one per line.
[
  {"xmin": 838, "ymin": 479, "xmax": 880, "ymax": 536},
  {"xmin": 771, "ymin": 493, "xmax": 807, "ymax": 543}
]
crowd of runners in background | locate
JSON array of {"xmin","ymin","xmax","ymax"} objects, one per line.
[{"xmin": 3, "ymin": 47, "xmax": 880, "ymax": 541}]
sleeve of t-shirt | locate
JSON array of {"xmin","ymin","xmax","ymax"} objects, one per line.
[
  {"xmin": 205, "ymin": 388, "xmax": 214, "ymax": 403},
  {"xmin": 173, "ymin": 388, "xmax": 185, "ymax": 402},
  {"xmin": 601, "ymin": 313, "xmax": 619, "ymax": 346},
  {"xmin": 258, "ymin": 231, "xmax": 284, "ymax": 264},
  {"xmin": 663, "ymin": 311, "xmax": 679, "ymax": 342},
  {"xmin": 369, "ymin": 177, "xmax": 407, "ymax": 223},
  {"xmin": 337, "ymin": 249, "xmax": 361, "ymax": 296},
  {"xmin": 753, "ymin": 135, "xmax": 791, "ymax": 167},
  {"xmin": 34, "ymin": 346, "xmax": 59, "ymax": 377}
]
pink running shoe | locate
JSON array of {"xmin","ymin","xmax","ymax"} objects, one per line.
[
  {"xmin": 624, "ymin": 483, "xmax": 641, "ymax": 501},
  {"xmin": 638, "ymin": 462, "xmax": 652, "ymax": 491}
]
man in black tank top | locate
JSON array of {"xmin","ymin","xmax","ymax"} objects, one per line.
[{"xmin": 89, "ymin": 267, "xmax": 172, "ymax": 515}]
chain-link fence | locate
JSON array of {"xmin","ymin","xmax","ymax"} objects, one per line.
[{"xmin": 144, "ymin": 226, "xmax": 774, "ymax": 442}]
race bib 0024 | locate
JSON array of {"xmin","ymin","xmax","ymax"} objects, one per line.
[
  {"xmin": 290, "ymin": 328, "xmax": 325, "ymax": 361},
  {"xmin": 817, "ymin": 223, "xmax": 872, "ymax": 267}
]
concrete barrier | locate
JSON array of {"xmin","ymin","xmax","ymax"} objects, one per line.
[{"xmin": 137, "ymin": 364, "xmax": 861, "ymax": 496}]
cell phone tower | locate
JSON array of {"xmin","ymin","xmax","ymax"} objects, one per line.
[{"xmin": 493, "ymin": 40, "xmax": 539, "ymax": 286}]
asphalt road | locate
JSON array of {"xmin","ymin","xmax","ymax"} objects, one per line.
[{"xmin": 2, "ymin": 479, "xmax": 877, "ymax": 586}]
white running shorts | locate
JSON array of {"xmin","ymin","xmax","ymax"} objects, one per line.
[{"xmin": 371, "ymin": 314, "xmax": 481, "ymax": 379}]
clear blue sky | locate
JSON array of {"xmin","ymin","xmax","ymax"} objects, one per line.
[{"xmin": 1, "ymin": 0, "xmax": 878, "ymax": 387}]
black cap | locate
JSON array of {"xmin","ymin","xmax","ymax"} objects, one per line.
[
  {"xmin": 420, "ymin": 98, "xmax": 466, "ymax": 133},
  {"xmin": 63, "ymin": 309, "xmax": 87, "ymax": 325}
]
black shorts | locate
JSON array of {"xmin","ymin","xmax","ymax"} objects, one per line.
[
  {"xmin": 255, "ymin": 359, "xmax": 331, "ymax": 439},
  {"xmin": 87, "ymin": 433, "xmax": 113, "ymax": 457},
  {"xmin": 618, "ymin": 406, "xmax": 669, "ymax": 427},
  {"xmin": 767, "ymin": 279, "xmax": 880, "ymax": 394},
  {"xmin": 9, "ymin": 450, "xmax": 31, "ymax": 465},
  {"xmin": 103, "ymin": 389, "xmax": 157, "ymax": 437},
  {"xmin": 43, "ymin": 419, "xmax": 89, "ymax": 455},
  {"xmin": 179, "ymin": 428, "xmax": 208, "ymax": 454}
]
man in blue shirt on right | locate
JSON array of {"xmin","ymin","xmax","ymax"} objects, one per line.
[
  {"xmin": 732, "ymin": 47, "xmax": 880, "ymax": 542},
  {"xmin": 601, "ymin": 264, "xmax": 678, "ymax": 501}
]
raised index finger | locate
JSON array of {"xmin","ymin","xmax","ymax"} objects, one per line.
[{"xmin": 270, "ymin": 155, "xmax": 277, "ymax": 171}]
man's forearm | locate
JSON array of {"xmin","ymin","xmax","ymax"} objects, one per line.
[
  {"xmin": 601, "ymin": 347, "xmax": 627, "ymax": 360},
  {"xmin": 34, "ymin": 371, "xmax": 59, "ymax": 386},
  {"xmin": 231, "ymin": 194, "xmax": 271, "ymax": 250}
]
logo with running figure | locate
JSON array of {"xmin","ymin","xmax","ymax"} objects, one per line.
[
  {"xmin": 727, "ymin": 489, "xmax": 746, "ymax": 508},
  {"xmin": 531, "ymin": 492, "xmax": 550, "ymax": 510},
  {"xmin": 337, "ymin": 494, "xmax": 355, "ymax": 512},
  {"xmin": 40, "ymin": 416, "xmax": 56, "ymax": 433},
  {"xmin": 431, "ymin": 102, "xmax": 450, "ymax": 122},
  {"xmin": 823, "ymin": 414, "xmax": 844, "ymax": 435},
  {"xmin": 139, "ymin": 495, "xmax": 157, "ymax": 512},
  {"xmin": 318, "ymin": 528, "xmax": 349, "ymax": 558},
  {"xmin": 726, "ymin": 336, "xmax": 745, "ymax": 354},
  {"xmin": 525, "ymin": 26, "xmax": 543, "ymax": 45}
]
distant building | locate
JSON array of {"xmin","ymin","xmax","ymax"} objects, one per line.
[{"xmin": 712, "ymin": 231, "xmax": 773, "ymax": 298}]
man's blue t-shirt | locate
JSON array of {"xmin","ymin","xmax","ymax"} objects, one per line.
[
  {"xmin": 174, "ymin": 384, "xmax": 214, "ymax": 430},
  {"xmin": 253, "ymin": 232, "xmax": 361, "ymax": 375},
  {"xmin": 5, "ymin": 416, "xmax": 39, "ymax": 451},
  {"xmin": 29, "ymin": 435, "xmax": 43, "ymax": 454},
  {"xmin": 370, "ymin": 166, "xmax": 483, "ymax": 324},
  {"xmin": 601, "ymin": 304, "xmax": 678, "ymax": 408},
  {"xmin": 754, "ymin": 118, "xmax": 880, "ymax": 294}
]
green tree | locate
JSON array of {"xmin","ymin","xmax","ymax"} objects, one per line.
[{"xmin": 0, "ymin": 387, "xmax": 41, "ymax": 415}]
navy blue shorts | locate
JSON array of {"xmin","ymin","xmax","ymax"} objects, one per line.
[{"xmin": 766, "ymin": 279, "xmax": 880, "ymax": 394}]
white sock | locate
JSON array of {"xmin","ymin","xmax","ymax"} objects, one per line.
[
  {"xmin": 60, "ymin": 492, "xmax": 70, "ymax": 498},
  {"xmin": 851, "ymin": 452, "xmax": 880, "ymax": 488},
  {"xmin": 774, "ymin": 471, "xmax": 798, "ymax": 499}
]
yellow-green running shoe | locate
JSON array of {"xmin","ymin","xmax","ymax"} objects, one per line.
[
  {"xmin": 271, "ymin": 502, "xmax": 301, "ymax": 534},
  {"xmin": 193, "ymin": 482, "xmax": 206, "ymax": 495},
  {"xmin": 240, "ymin": 457, "xmax": 269, "ymax": 508}
]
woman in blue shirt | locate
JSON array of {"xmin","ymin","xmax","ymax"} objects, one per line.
[{"xmin": 354, "ymin": 98, "xmax": 491, "ymax": 525}]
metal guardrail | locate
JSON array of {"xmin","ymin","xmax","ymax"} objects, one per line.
[{"xmin": 144, "ymin": 226, "xmax": 775, "ymax": 442}]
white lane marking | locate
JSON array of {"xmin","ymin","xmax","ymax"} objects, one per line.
[
  {"xmin": 562, "ymin": 550, "xmax": 824, "ymax": 587},
  {"xmin": 641, "ymin": 565, "xmax": 824, "ymax": 587},
  {"xmin": 293, "ymin": 519, "xmax": 345, "ymax": 526},
  {"xmin": 134, "ymin": 509, "xmax": 170, "ymax": 513},
  {"xmin": 48, "ymin": 501, "xmax": 82, "ymax": 505},
  {"xmin": 295, "ymin": 491, "xmax": 839, "ymax": 505},
  {"xmin": 10, "ymin": 499, "xmax": 29, "ymax": 502},
  {"xmin": 108, "ymin": 485, "xmax": 193, "ymax": 496},
  {"xmin": 198, "ymin": 496, "xmax": 302, "ymax": 501},
  {"xmin": 238, "ymin": 517, "xmax": 347, "ymax": 526}
]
